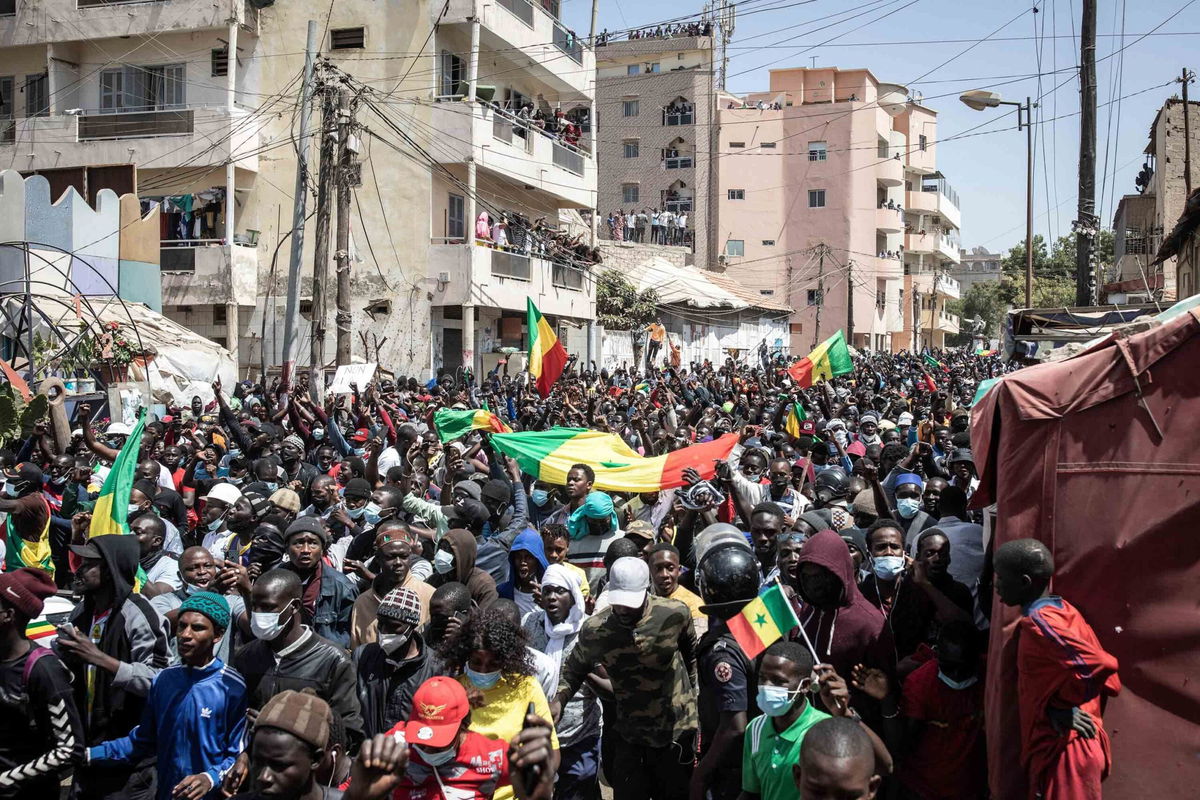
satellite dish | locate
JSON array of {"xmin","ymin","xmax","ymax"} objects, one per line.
[{"xmin": 876, "ymin": 83, "xmax": 909, "ymax": 116}]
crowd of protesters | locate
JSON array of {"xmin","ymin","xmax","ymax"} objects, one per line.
[{"xmin": 0, "ymin": 344, "xmax": 1122, "ymax": 800}]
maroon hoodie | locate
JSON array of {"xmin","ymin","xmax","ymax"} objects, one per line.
[{"xmin": 792, "ymin": 529, "xmax": 891, "ymax": 679}]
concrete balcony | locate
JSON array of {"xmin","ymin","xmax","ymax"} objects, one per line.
[
  {"xmin": 935, "ymin": 272, "xmax": 960, "ymax": 300},
  {"xmin": 937, "ymin": 235, "xmax": 961, "ymax": 264},
  {"xmin": 0, "ymin": 0, "xmax": 257, "ymax": 46},
  {"xmin": 877, "ymin": 155, "xmax": 904, "ymax": 187},
  {"xmin": 906, "ymin": 231, "xmax": 937, "ymax": 255},
  {"xmin": 438, "ymin": 0, "xmax": 593, "ymax": 97},
  {"xmin": 428, "ymin": 242, "xmax": 593, "ymax": 319},
  {"xmin": 159, "ymin": 242, "xmax": 257, "ymax": 307},
  {"xmin": 922, "ymin": 308, "xmax": 960, "ymax": 334},
  {"xmin": 431, "ymin": 102, "xmax": 594, "ymax": 207},
  {"xmin": 4, "ymin": 108, "xmax": 262, "ymax": 173},
  {"xmin": 876, "ymin": 206, "xmax": 903, "ymax": 233},
  {"xmin": 905, "ymin": 189, "xmax": 938, "ymax": 215}
]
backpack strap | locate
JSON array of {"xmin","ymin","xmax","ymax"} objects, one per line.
[{"xmin": 22, "ymin": 646, "xmax": 54, "ymax": 686}]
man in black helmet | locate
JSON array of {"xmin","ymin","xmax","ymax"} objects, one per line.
[
  {"xmin": 690, "ymin": 537, "xmax": 761, "ymax": 800},
  {"xmin": 812, "ymin": 467, "xmax": 853, "ymax": 530}
]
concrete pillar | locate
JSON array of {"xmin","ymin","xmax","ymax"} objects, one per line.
[
  {"xmin": 226, "ymin": 302, "xmax": 240, "ymax": 370},
  {"xmin": 462, "ymin": 304, "xmax": 476, "ymax": 378},
  {"xmin": 225, "ymin": 22, "xmax": 238, "ymax": 246},
  {"xmin": 467, "ymin": 17, "xmax": 480, "ymax": 102}
]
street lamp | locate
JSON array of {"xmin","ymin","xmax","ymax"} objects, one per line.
[{"xmin": 960, "ymin": 90, "xmax": 1035, "ymax": 308}]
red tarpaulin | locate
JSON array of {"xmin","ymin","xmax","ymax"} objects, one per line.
[{"xmin": 971, "ymin": 308, "xmax": 1200, "ymax": 799}]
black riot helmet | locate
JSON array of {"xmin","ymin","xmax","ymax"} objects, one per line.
[
  {"xmin": 697, "ymin": 545, "xmax": 761, "ymax": 620},
  {"xmin": 813, "ymin": 466, "xmax": 851, "ymax": 506}
]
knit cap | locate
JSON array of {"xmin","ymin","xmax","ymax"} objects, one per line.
[
  {"xmin": 179, "ymin": 590, "xmax": 231, "ymax": 632},
  {"xmin": 256, "ymin": 690, "xmax": 331, "ymax": 752},
  {"xmin": 0, "ymin": 567, "xmax": 57, "ymax": 618},
  {"xmin": 377, "ymin": 587, "xmax": 422, "ymax": 626}
]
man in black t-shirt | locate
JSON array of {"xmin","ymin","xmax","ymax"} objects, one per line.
[{"xmin": 0, "ymin": 567, "xmax": 85, "ymax": 798}]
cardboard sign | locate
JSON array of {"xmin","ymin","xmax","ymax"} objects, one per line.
[{"xmin": 328, "ymin": 363, "xmax": 377, "ymax": 394}]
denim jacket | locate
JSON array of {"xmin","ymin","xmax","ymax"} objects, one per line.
[{"xmin": 311, "ymin": 562, "xmax": 358, "ymax": 648}]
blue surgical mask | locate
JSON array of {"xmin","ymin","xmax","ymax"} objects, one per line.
[
  {"xmin": 4, "ymin": 482, "xmax": 21, "ymax": 498},
  {"xmin": 353, "ymin": 447, "xmax": 366, "ymax": 457},
  {"xmin": 896, "ymin": 497, "xmax": 922, "ymax": 519},
  {"xmin": 530, "ymin": 489, "xmax": 549, "ymax": 507},
  {"xmin": 937, "ymin": 670, "xmax": 979, "ymax": 690},
  {"xmin": 313, "ymin": 427, "xmax": 325, "ymax": 440},
  {"xmin": 465, "ymin": 666, "xmax": 502, "ymax": 690},
  {"xmin": 363, "ymin": 501, "xmax": 382, "ymax": 525},
  {"xmin": 347, "ymin": 504, "xmax": 367, "ymax": 520},
  {"xmin": 872, "ymin": 555, "xmax": 905, "ymax": 581},
  {"xmin": 756, "ymin": 685, "xmax": 798, "ymax": 717},
  {"xmin": 415, "ymin": 745, "xmax": 457, "ymax": 767},
  {"xmin": 263, "ymin": 481, "xmax": 279, "ymax": 493}
]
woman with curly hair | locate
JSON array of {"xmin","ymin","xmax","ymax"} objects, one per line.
[{"xmin": 438, "ymin": 605, "xmax": 560, "ymax": 800}]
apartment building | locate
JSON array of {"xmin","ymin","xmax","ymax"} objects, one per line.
[
  {"xmin": 0, "ymin": 0, "xmax": 596, "ymax": 378},
  {"xmin": 953, "ymin": 246, "xmax": 1003, "ymax": 292},
  {"xmin": 425, "ymin": 0, "xmax": 598, "ymax": 376},
  {"xmin": 595, "ymin": 33, "xmax": 716, "ymax": 268},
  {"xmin": 715, "ymin": 67, "xmax": 962, "ymax": 354}
]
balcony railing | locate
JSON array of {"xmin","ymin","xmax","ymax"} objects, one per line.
[
  {"xmin": 664, "ymin": 110, "xmax": 694, "ymax": 126},
  {"xmin": 491, "ymin": 249, "xmax": 531, "ymax": 280},
  {"xmin": 552, "ymin": 141, "xmax": 584, "ymax": 174},
  {"xmin": 664, "ymin": 156, "xmax": 693, "ymax": 169},
  {"xmin": 664, "ymin": 198, "xmax": 692, "ymax": 214},
  {"xmin": 498, "ymin": 0, "xmax": 535, "ymax": 26},
  {"xmin": 553, "ymin": 21, "xmax": 583, "ymax": 64},
  {"xmin": 79, "ymin": 109, "xmax": 194, "ymax": 141},
  {"xmin": 552, "ymin": 262, "xmax": 584, "ymax": 290},
  {"xmin": 492, "ymin": 115, "xmax": 514, "ymax": 144}
]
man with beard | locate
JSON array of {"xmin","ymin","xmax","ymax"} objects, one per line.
[
  {"xmin": 349, "ymin": 524, "xmax": 434, "ymax": 649},
  {"xmin": 150, "ymin": 546, "xmax": 252, "ymax": 665}
]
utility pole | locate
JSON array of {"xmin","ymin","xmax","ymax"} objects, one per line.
[
  {"xmin": 1183, "ymin": 68, "xmax": 1194, "ymax": 196},
  {"xmin": 334, "ymin": 83, "xmax": 358, "ymax": 366},
  {"xmin": 589, "ymin": 0, "xmax": 599, "ymax": 45},
  {"xmin": 845, "ymin": 258, "xmax": 854, "ymax": 344},
  {"xmin": 1075, "ymin": 0, "xmax": 1098, "ymax": 306},
  {"xmin": 281, "ymin": 20, "xmax": 319, "ymax": 391},
  {"xmin": 310, "ymin": 81, "xmax": 336, "ymax": 400},
  {"xmin": 812, "ymin": 245, "xmax": 825, "ymax": 349}
]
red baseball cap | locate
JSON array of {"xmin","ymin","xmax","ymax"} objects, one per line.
[
  {"xmin": 350, "ymin": 428, "xmax": 370, "ymax": 443},
  {"xmin": 404, "ymin": 676, "xmax": 469, "ymax": 748}
]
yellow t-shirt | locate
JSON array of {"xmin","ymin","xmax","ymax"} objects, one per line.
[
  {"xmin": 559, "ymin": 561, "xmax": 591, "ymax": 598},
  {"xmin": 457, "ymin": 672, "xmax": 560, "ymax": 800},
  {"xmin": 670, "ymin": 585, "xmax": 707, "ymax": 619}
]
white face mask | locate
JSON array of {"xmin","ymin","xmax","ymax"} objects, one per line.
[
  {"xmin": 896, "ymin": 497, "xmax": 922, "ymax": 519},
  {"xmin": 415, "ymin": 745, "xmax": 456, "ymax": 767},
  {"xmin": 937, "ymin": 669, "xmax": 979, "ymax": 690},
  {"xmin": 433, "ymin": 550, "xmax": 455, "ymax": 575},
  {"xmin": 250, "ymin": 600, "xmax": 296, "ymax": 641},
  {"xmin": 206, "ymin": 509, "xmax": 228, "ymax": 533}
]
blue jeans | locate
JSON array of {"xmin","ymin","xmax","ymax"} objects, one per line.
[{"xmin": 556, "ymin": 733, "xmax": 601, "ymax": 800}]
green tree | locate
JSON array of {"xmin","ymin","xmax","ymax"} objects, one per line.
[
  {"xmin": 948, "ymin": 281, "xmax": 1008, "ymax": 344},
  {"xmin": 596, "ymin": 270, "xmax": 659, "ymax": 330},
  {"xmin": 999, "ymin": 229, "xmax": 1115, "ymax": 308}
]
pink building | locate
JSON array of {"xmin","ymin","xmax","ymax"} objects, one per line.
[{"xmin": 716, "ymin": 67, "xmax": 962, "ymax": 353}]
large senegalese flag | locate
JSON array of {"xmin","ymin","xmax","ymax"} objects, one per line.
[
  {"xmin": 490, "ymin": 428, "xmax": 738, "ymax": 493},
  {"xmin": 727, "ymin": 583, "xmax": 800, "ymax": 659},
  {"xmin": 434, "ymin": 407, "xmax": 512, "ymax": 442},
  {"xmin": 527, "ymin": 298, "xmax": 568, "ymax": 398},
  {"xmin": 784, "ymin": 403, "xmax": 807, "ymax": 437},
  {"xmin": 89, "ymin": 409, "xmax": 147, "ymax": 538},
  {"xmin": 787, "ymin": 330, "xmax": 853, "ymax": 388}
]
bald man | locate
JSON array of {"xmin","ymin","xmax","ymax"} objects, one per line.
[
  {"xmin": 994, "ymin": 538, "xmax": 1121, "ymax": 800},
  {"xmin": 794, "ymin": 717, "xmax": 880, "ymax": 800}
]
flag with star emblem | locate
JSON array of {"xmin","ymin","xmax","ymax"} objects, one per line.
[{"xmin": 726, "ymin": 583, "xmax": 800, "ymax": 658}]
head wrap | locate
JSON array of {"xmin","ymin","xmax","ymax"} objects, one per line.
[
  {"xmin": 566, "ymin": 491, "xmax": 619, "ymax": 541},
  {"xmin": 375, "ymin": 525, "xmax": 419, "ymax": 548},
  {"xmin": 179, "ymin": 590, "xmax": 231, "ymax": 632},
  {"xmin": 539, "ymin": 564, "xmax": 587, "ymax": 692},
  {"xmin": 679, "ymin": 480, "xmax": 726, "ymax": 511}
]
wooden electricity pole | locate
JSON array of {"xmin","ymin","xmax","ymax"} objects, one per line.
[
  {"xmin": 334, "ymin": 84, "xmax": 359, "ymax": 366},
  {"xmin": 1075, "ymin": 0, "xmax": 1098, "ymax": 305},
  {"xmin": 310, "ymin": 82, "xmax": 336, "ymax": 399}
]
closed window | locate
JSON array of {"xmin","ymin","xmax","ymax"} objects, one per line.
[
  {"xmin": 622, "ymin": 99, "xmax": 640, "ymax": 117},
  {"xmin": 919, "ymin": 134, "xmax": 927, "ymax": 152},
  {"xmin": 0, "ymin": 76, "xmax": 14, "ymax": 120},
  {"xmin": 762, "ymin": 239, "xmax": 775, "ymax": 246},
  {"xmin": 24, "ymin": 73, "xmax": 48, "ymax": 117},
  {"xmin": 448, "ymin": 193, "xmax": 465, "ymax": 240},
  {"xmin": 808, "ymin": 189, "xmax": 826, "ymax": 208},
  {"xmin": 726, "ymin": 240, "xmax": 744, "ymax": 257},
  {"xmin": 440, "ymin": 50, "xmax": 464, "ymax": 96},
  {"xmin": 807, "ymin": 289, "xmax": 823, "ymax": 306},
  {"xmin": 645, "ymin": 62, "xmax": 661, "ymax": 73},
  {"xmin": 727, "ymin": 189, "xmax": 745, "ymax": 200},
  {"xmin": 808, "ymin": 141, "xmax": 827, "ymax": 161},
  {"xmin": 622, "ymin": 184, "xmax": 639, "ymax": 204},
  {"xmin": 623, "ymin": 139, "xmax": 639, "ymax": 158},
  {"xmin": 729, "ymin": 141, "xmax": 745, "ymax": 148},
  {"xmin": 627, "ymin": 65, "xmax": 639, "ymax": 76},
  {"xmin": 761, "ymin": 142, "xmax": 776, "ymax": 148},
  {"xmin": 99, "ymin": 64, "xmax": 184, "ymax": 112},
  {"xmin": 330, "ymin": 27, "xmax": 366, "ymax": 50}
]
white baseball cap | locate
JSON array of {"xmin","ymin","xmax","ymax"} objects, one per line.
[
  {"xmin": 897, "ymin": 411, "xmax": 914, "ymax": 425},
  {"xmin": 206, "ymin": 482, "xmax": 244, "ymax": 508},
  {"xmin": 607, "ymin": 557, "xmax": 650, "ymax": 609}
]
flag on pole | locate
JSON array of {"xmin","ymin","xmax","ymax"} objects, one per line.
[
  {"xmin": 787, "ymin": 331, "xmax": 854, "ymax": 388},
  {"xmin": 921, "ymin": 372, "xmax": 938, "ymax": 393},
  {"xmin": 784, "ymin": 403, "xmax": 807, "ymax": 437},
  {"xmin": 527, "ymin": 298, "xmax": 568, "ymax": 398},
  {"xmin": 434, "ymin": 407, "xmax": 512, "ymax": 442},
  {"xmin": 726, "ymin": 583, "xmax": 800, "ymax": 659},
  {"xmin": 89, "ymin": 410, "xmax": 147, "ymax": 538}
]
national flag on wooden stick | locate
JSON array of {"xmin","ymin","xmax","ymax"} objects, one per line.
[
  {"xmin": 726, "ymin": 583, "xmax": 800, "ymax": 659},
  {"xmin": 787, "ymin": 331, "xmax": 853, "ymax": 388},
  {"xmin": 527, "ymin": 298, "xmax": 568, "ymax": 398}
]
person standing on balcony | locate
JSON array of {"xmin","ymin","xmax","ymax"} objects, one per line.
[
  {"xmin": 651, "ymin": 208, "xmax": 663, "ymax": 244},
  {"xmin": 677, "ymin": 211, "xmax": 688, "ymax": 246},
  {"xmin": 663, "ymin": 210, "xmax": 677, "ymax": 246}
]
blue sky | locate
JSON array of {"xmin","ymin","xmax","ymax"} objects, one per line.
[{"xmin": 563, "ymin": 0, "xmax": 1198, "ymax": 254}]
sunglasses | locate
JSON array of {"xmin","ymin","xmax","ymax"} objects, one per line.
[{"xmin": 775, "ymin": 533, "xmax": 806, "ymax": 543}]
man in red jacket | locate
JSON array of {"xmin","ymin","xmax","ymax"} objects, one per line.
[{"xmin": 994, "ymin": 539, "xmax": 1121, "ymax": 800}]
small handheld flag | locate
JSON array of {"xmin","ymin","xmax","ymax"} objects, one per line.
[{"xmin": 726, "ymin": 583, "xmax": 800, "ymax": 659}]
